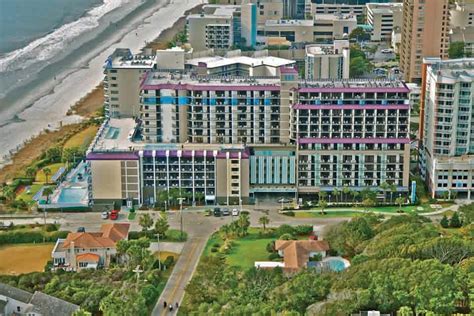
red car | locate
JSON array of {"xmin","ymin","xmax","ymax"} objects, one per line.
[{"xmin": 110, "ymin": 210, "xmax": 119, "ymax": 220}]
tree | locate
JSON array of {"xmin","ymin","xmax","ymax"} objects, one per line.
[
  {"xmin": 195, "ymin": 191, "xmax": 205, "ymax": 204},
  {"xmin": 395, "ymin": 196, "xmax": 405, "ymax": 211},
  {"xmin": 154, "ymin": 214, "xmax": 169, "ymax": 237},
  {"xmin": 458, "ymin": 203, "xmax": 474, "ymax": 224},
  {"xmin": 441, "ymin": 191, "xmax": 450, "ymax": 201},
  {"xmin": 45, "ymin": 146, "xmax": 62, "ymax": 163},
  {"xmin": 342, "ymin": 187, "xmax": 351, "ymax": 203},
  {"xmin": 42, "ymin": 187, "xmax": 54, "ymax": 204},
  {"xmin": 332, "ymin": 188, "xmax": 339, "ymax": 203},
  {"xmin": 62, "ymin": 147, "xmax": 83, "ymax": 165},
  {"xmin": 440, "ymin": 215, "xmax": 449, "ymax": 228},
  {"xmin": 318, "ymin": 199, "xmax": 328, "ymax": 215},
  {"xmin": 379, "ymin": 182, "xmax": 390, "ymax": 203},
  {"xmin": 2, "ymin": 186, "xmax": 15, "ymax": 202},
  {"xmin": 42, "ymin": 168, "xmax": 51, "ymax": 184},
  {"xmin": 448, "ymin": 41, "xmax": 465, "ymax": 59},
  {"xmin": 389, "ymin": 184, "xmax": 397, "ymax": 204},
  {"xmin": 350, "ymin": 56, "xmax": 368, "ymax": 77},
  {"xmin": 449, "ymin": 212, "xmax": 462, "ymax": 228},
  {"xmin": 236, "ymin": 213, "xmax": 250, "ymax": 237},
  {"xmin": 138, "ymin": 213, "xmax": 153, "ymax": 231},
  {"xmin": 362, "ymin": 198, "xmax": 375, "ymax": 212},
  {"xmin": 318, "ymin": 191, "xmax": 327, "ymax": 201},
  {"xmin": 351, "ymin": 190, "xmax": 360, "ymax": 203},
  {"xmin": 258, "ymin": 216, "xmax": 270, "ymax": 231},
  {"xmin": 25, "ymin": 167, "xmax": 36, "ymax": 179},
  {"xmin": 349, "ymin": 27, "xmax": 371, "ymax": 42}
]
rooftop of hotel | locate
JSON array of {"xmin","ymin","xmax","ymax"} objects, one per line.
[
  {"xmin": 313, "ymin": 13, "xmax": 357, "ymax": 21},
  {"xmin": 187, "ymin": 13, "xmax": 234, "ymax": 19},
  {"xmin": 299, "ymin": 79, "xmax": 409, "ymax": 91},
  {"xmin": 266, "ymin": 19, "xmax": 314, "ymax": 27},
  {"xmin": 141, "ymin": 71, "xmax": 281, "ymax": 89},
  {"xmin": 89, "ymin": 118, "xmax": 250, "ymax": 153},
  {"xmin": 425, "ymin": 57, "xmax": 474, "ymax": 79},
  {"xmin": 186, "ymin": 55, "xmax": 295, "ymax": 69},
  {"xmin": 105, "ymin": 48, "xmax": 156, "ymax": 69},
  {"xmin": 305, "ymin": 44, "xmax": 348, "ymax": 56},
  {"xmin": 366, "ymin": 2, "xmax": 403, "ymax": 12}
]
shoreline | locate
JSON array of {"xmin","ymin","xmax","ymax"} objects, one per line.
[{"xmin": 0, "ymin": 1, "xmax": 204, "ymax": 183}]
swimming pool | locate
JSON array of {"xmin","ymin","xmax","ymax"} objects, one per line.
[
  {"xmin": 324, "ymin": 258, "xmax": 347, "ymax": 272},
  {"xmin": 104, "ymin": 127, "xmax": 120, "ymax": 139},
  {"xmin": 57, "ymin": 187, "xmax": 87, "ymax": 204}
]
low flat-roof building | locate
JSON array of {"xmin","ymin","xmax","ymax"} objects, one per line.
[{"xmin": 366, "ymin": 2, "xmax": 403, "ymax": 41}]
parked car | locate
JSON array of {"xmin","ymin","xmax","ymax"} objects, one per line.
[
  {"xmin": 278, "ymin": 198, "xmax": 291, "ymax": 203},
  {"xmin": 222, "ymin": 208, "xmax": 230, "ymax": 216},
  {"xmin": 77, "ymin": 227, "xmax": 86, "ymax": 233},
  {"xmin": 110, "ymin": 210, "xmax": 119, "ymax": 220},
  {"xmin": 231, "ymin": 208, "xmax": 239, "ymax": 216},
  {"xmin": 381, "ymin": 48, "xmax": 393, "ymax": 54},
  {"xmin": 213, "ymin": 208, "xmax": 221, "ymax": 217}
]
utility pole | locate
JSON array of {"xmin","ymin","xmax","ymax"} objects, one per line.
[{"xmin": 177, "ymin": 197, "xmax": 185, "ymax": 240}]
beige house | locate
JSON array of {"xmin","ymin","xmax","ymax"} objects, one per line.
[{"xmin": 52, "ymin": 223, "xmax": 130, "ymax": 271}]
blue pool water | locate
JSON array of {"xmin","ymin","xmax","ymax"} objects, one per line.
[
  {"xmin": 325, "ymin": 258, "xmax": 347, "ymax": 272},
  {"xmin": 57, "ymin": 187, "xmax": 87, "ymax": 204},
  {"xmin": 104, "ymin": 127, "xmax": 120, "ymax": 139}
]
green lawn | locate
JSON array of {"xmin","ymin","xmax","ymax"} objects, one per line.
[
  {"xmin": 63, "ymin": 125, "xmax": 99, "ymax": 150},
  {"xmin": 204, "ymin": 229, "xmax": 277, "ymax": 269},
  {"xmin": 35, "ymin": 163, "xmax": 65, "ymax": 183},
  {"xmin": 15, "ymin": 184, "xmax": 43, "ymax": 202}
]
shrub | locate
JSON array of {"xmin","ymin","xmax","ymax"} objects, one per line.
[
  {"xmin": 279, "ymin": 233, "xmax": 296, "ymax": 240},
  {"xmin": 210, "ymin": 248, "xmax": 218, "ymax": 253},
  {"xmin": 351, "ymin": 254, "xmax": 369, "ymax": 265},
  {"xmin": 266, "ymin": 240, "xmax": 276, "ymax": 253},
  {"xmin": 240, "ymin": 210, "xmax": 250, "ymax": 215},
  {"xmin": 164, "ymin": 256, "xmax": 174, "ymax": 267},
  {"xmin": 275, "ymin": 224, "xmax": 295, "ymax": 237},
  {"xmin": 268, "ymin": 252, "xmax": 280, "ymax": 260},
  {"xmin": 0, "ymin": 230, "xmax": 68, "ymax": 245},
  {"xmin": 294, "ymin": 225, "xmax": 313, "ymax": 236},
  {"xmin": 282, "ymin": 211, "xmax": 295, "ymax": 217},
  {"xmin": 213, "ymin": 243, "xmax": 221, "ymax": 248}
]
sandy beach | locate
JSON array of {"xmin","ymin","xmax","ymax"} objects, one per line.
[{"xmin": 0, "ymin": 0, "xmax": 203, "ymax": 168}]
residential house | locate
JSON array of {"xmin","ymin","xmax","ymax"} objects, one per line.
[
  {"xmin": 274, "ymin": 239, "xmax": 330, "ymax": 272},
  {"xmin": 52, "ymin": 223, "xmax": 130, "ymax": 271},
  {"xmin": 0, "ymin": 282, "xmax": 79, "ymax": 316}
]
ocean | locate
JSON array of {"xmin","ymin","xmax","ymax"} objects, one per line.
[{"xmin": 0, "ymin": 0, "xmax": 200, "ymax": 165}]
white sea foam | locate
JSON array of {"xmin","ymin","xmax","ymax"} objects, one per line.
[{"xmin": 0, "ymin": 0, "xmax": 130, "ymax": 73}]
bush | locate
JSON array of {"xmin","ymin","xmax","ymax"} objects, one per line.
[
  {"xmin": 211, "ymin": 248, "xmax": 218, "ymax": 253},
  {"xmin": 164, "ymin": 256, "xmax": 174, "ymax": 267},
  {"xmin": 282, "ymin": 211, "xmax": 295, "ymax": 217},
  {"xmin": 268, "ymin": 252, "xmax": 280, "ymax": 260},
  {"xmin": 213, "ymin": 243, "xmax": 221, "ymax": 248},
  {"xmin": 351, "ymin": 254, "xmax": 369, "ymax": 265},
  {"xmin": 279, "ymin": 233, "xmax": 296, "ymax": 240},
  {"xmin": 44, "ymin": 260, "xmax": 53, "ymax": 272},
  {"xmin": 266, "ymin": 241, "xmax": 276, "ymax": 253},
  {"xmin": 0, "ymin": 229, "xmax": 69, "ymax": 245},
  {"xmin": 275, "ymin": 224, "xmax": 295, "ymax": 237},
  {"xmin": 294, "ymin": 225, "xmax": 313, "ymax": 236}
]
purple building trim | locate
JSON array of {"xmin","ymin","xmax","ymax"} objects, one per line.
[
  {"xmin": 292, "ymin": 104, "xmax": 410, "ymax": 110},
  {"xmin": 141, "ymin": 83, "xmax": 281, "ymax": 91},
  {"xmin": 298, "ymin": 137, "xmax": 410, "ymax": 144},
  {"xmin": 298, "ymin": 87, "xmax": 410, "ymax": 93},
  {"xmin": 86, "ymin": 152, "xmax": 139, "ymax": 160},
  {"xmin": 280, "ymin": 66, "xmax": 298, "ymax": 74}
]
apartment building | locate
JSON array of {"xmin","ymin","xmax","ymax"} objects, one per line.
[
  {"xmin": 399, "ymin": 0, "xmax": 450, "ymax": 82},
  {"xmin": 103, "ymin": 49, "xmax": 157, "ymax": 118},
  {"xmin": 420, "ymin": 58, "xmax": 474, "ymax": 198},
  {"xmin": 87, "ymin": 66, "xmax": 411, "ymax": 206},
  {"xmin": 283, "ymin": 0, "xmax": 306, "ymax": 19},
  {"xmin": 450, "ymin": 0, "xmax": 474, "ymax": 29},
  {"xmin": 313, "ymin": 13, "xmax": 357, "ymax": 42},
  {"xmin": 366, "ymin": 2, "xmax": 403, "ymax": 41},
  {"xmin": 257, "ymin": 0, "xmax": 284, "ymax": 25},
  {"xmin": 305, "ymin": 40, "xmax": 350, "ymax": 80}
]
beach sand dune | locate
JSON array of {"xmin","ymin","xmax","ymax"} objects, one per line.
[{"xmin": 0, "ymin": 0, "xmax": 202, "ymax": 167}]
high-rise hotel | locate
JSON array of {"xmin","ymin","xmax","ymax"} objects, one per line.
[{"xmin": 87, "ymin": 64, "xmax": 411, "ymax": 206}]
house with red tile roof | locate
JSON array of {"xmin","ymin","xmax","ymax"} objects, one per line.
[
  {"xmin": 51, "ymin": 223, "xmax": 130, "ymax": 271},
  {"xmin": 274, "ymin": 239, "xmax": 329, "ymax": 272}
]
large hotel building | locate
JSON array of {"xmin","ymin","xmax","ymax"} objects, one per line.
[{"xmin": 87, "ymin": 60, "xmax": 411, "ymax": 206}]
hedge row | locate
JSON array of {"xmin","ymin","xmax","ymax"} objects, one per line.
[{"xmin": 0, "ymin": 230, "xmax": 69, "ymax": 245}]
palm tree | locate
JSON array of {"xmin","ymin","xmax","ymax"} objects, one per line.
[
  {"xmin": 42, "ymin": 187, "xmax": 54, "ymax": 204},
  {"xmin": 379, "ymin": 182, "xmax": 390, "ymax": 203},
  {"xmin": 43, "ymin": 167, "xmax": 51, "ymax": 184},
  {"xmin": 318, "ymin": 191, "xmax": 327, "ymax": 202},
  {"xmin": 332, "ymin": 188, "xmax": 339, "ymax": 203},
  {"xmin": 258, "ymin": 216, "xmax": 270, "ymax": 231},
  {"xmin": 318, "ymin": 199, "xmax": 328, "ymax": 215},
  {"xmin": 362, "ymin": 198, "xmax": 375, "ymax": 212},
  {"xmin": 237, "ymin": 213, "xmax": 250, "ymax": 237},
  {"xmin": 395, "ymin": 196, "xmax": 405, "ymax": 211},
  {"xmin": 389, "ymin": 184, "xmax": 397, "ymax": 204},
  {"xmin": 342, "ymin": 187, "xmax": 351, "ymax": 203},
  {"xmin": 25, "ymin": 167, "xmax": 36, "ymax": 179},
  {"xmin": 219, "ymin": 224, "xmax": 232, "ymax": 240},
  {"xmin": 351, "ymin": 190, "xmax": 360, "ymax": 204}
]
